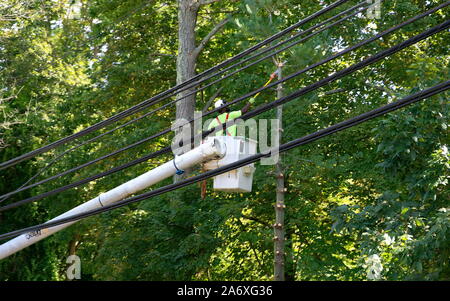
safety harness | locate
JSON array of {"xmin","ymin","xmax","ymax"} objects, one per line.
[
  {"xmin": 215, "ymin": 112, "xmax": 232, "ymax": 136},
  {"xmin": 213, "ymin": 71, "xmax": 278, "ymax": 137}
]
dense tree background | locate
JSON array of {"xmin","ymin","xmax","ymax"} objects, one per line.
[{"xmin": 0, "ymin": 0, "xmax": 448, "ymax": 280}]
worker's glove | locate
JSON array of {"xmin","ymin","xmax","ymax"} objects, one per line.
[{"xmin": 249, "ymin": 97, "xmax": 255, "ymax": 104}]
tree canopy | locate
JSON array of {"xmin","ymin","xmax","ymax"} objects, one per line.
[{"xmin": 0, "ymin": 0, "xmax": 448, "ymax": 280}]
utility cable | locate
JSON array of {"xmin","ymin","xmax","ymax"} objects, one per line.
[
  {"xmin": 2, "ymin": 0, "xmax": 364, "ymax": 188},
  {"xmin": 1, "ymin": 9, "xmax": 446, "ymax": 209},
  {"xmin": 3, "ymin": 0, "xmax": 442, "ymax": 201},
  {"xmin": 0, "ymin": 18, "xmax": 447, "ymax": 212},
  {"xmin": 0, "ymin": 0, "xmax": 376, "ymax": 200},
  {"xmin": 0, "ymin": 0, "xmax": 350, "ymax": 170}
]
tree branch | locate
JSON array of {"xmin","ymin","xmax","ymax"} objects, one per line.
[
  {"xmin": 199, "ymin": 10, "xmax": 238, "ymax": 15},
  {"xmin": 198, "ymin": 0, "xmax": 223, "ymax": 5},
  {"xmin": 323, "ymin": 88, "xmax": 345, "ymax": 95},
  {"xmin": 193, "ymin": 16, "xmax": 230, "ymax": 60},
  {"xmin": 241, "ymin": 214, "xmax": 272, "ymax": 229},
  {"xmin": 0, "ymin": 86, "xmax": 24, "ymax": 104},
  {"xmin": 202, "ymin": 86, "xmax": 224, "ymax": 112},
  {"xmin": 0, "ymin": 95, "xmax": 16, "ymax": 103},
  {"xmin": 0, "ymin": 138, "xmax": 8, "ymax": 150},
  {"xmin": 149, "ymin": 53, "xmax": 176, "ymax": 59}
]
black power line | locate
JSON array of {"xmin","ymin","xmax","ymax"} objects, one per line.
[
  {"xmin": 0, "ymin": 0, "xmax": 351, "ymax": 171},
  {"xmin": 240, "ymin": 19, "xmax": 450, "ymax": 120},
  {"xmin": 1, "ymin": 10, "xmax": 447, "ymax": 211},
  {"xmin": 0, "ymin": 0, "xmax": 158, "ymax": 204},
  {"xmin": 0, "ymin": 0, "xmax": 376, "ymax": 202},
  {"xmin": 0, "ymin": 80, "xmax": 447, "ymax": 241},
  {"xmin": 2, "ymin": 0, "xmax": 446, "ymax": 202},
  {"xmin": 0, "ymin": 0, "xmax": 370, "ymax": 203},
  {"xmin": 134, "ymin": 1, "xmax": 373, "ymax": 125}
]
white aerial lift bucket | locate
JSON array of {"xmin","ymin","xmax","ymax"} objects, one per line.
[{"xmin": 203, "ymin": 136, "xmax": 257, "ymax": 192}]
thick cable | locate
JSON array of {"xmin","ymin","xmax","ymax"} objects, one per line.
[
  {"xmin": 0, "ymin": 1, "xmax": 374, "ymax": 199},
  {"xmin": 0, "ymin": 0, "xmax": 350, "ymax": 170},
  {"xmin": 3, "ymin": 0, "xmax": 444, "ymax": 201},
  {"xmin": 150, "ymin": 1, "xmax": 372, "ymax": 117},
  {"xmin": 1, "ymin": 0, "xmax": 364, "ymax": 187},
  {"xmin": 240, "ymin": 20, "xmax": 450, "ymax": 120},
  {"xmin": 0, "ymin": 1, "xmax": 160, "ymax": 203},
  {"xmin": 0, "ymin": 80, "xmax": 447, "ymax": 241}
]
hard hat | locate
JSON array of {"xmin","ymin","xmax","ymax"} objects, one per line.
[{"xmin": 214, "ymin": 99, "xmax": 226, "ymax": 109}]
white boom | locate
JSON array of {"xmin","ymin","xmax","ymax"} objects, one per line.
[{"xmin": 0, "ymin": 138, "xmax": 226, "ymax": 260}]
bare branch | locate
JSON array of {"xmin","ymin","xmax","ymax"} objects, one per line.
[
  {"xmin": 0, "ymin": 138, "xmax": 9, "ymax": 149},
  {"xmin": 202, "ymin": 86, "xmax": 224, "ymax": 112},
  {"xmin": 198, "ymin": 0, "xmax": 223, "ymax": 6},
  {"xmin": 0, "ymin": 86, "xmax": 24, "ymax": 104},
  {"xmin": 193, "ymin": 17, "xmax": 229, "ymax": 59},
  {"xmin": 0, "ymin": 95, "xmax": 16, "ymax": 103},
  {"xmin": 199, "ymin": 10, "xmax": 238, "ymax": 15},
  {"xmin": 0, "ymin": 120, "xmax": 23, "ymax": 129}
]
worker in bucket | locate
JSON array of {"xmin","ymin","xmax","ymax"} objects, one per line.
[
  {"xmin": 207, "ymin": 71, "xmax": 278, "ymax": 137},
  {"xmin": 202, "ymin": 96, "xmax": 255, "ymax": 199},
  {"xmin": 207, "ymin": 97, "xmax": 255, "ymax": 137}
]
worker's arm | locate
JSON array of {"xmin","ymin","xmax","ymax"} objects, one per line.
[{"xmin": 241, "ymin": 97, "xmax": 255, "ymax": 114}]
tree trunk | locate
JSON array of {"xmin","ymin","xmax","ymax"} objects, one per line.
[
  {"xmin": 69, "ymin": 234, "xmax": 80, "ymax": 256},
  {"xmin": 174, "ymin": 0, "xmax": 199, "ymax": 181},
  {"xmin": 176, "ymin": 0, "xmax": 198, "ymax": 124},
  {"xmin": 173, "ymin": 1, "xmax": 229, "ymax": 183}
]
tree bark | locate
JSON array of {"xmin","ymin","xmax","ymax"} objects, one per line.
[
  {"xmin": 173, "ymin": 0, "xmax": 200, "ymax": 182},
  {"xmin": 176, "ymin": 0, "xmax": 198, "ymax": 126},
  {"xmin": 174, "ymin": 0, "xmax": 228, "ymax": 182},
  {"xmin": 69, "ymin": 234, "xmax": 80, "ymax": 256},
  {"xmin": 273, "ymin": 63, "xmax": 285, "ymax": 281}
]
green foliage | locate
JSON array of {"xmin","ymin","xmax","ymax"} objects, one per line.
[{"xmin": 0, "ymin": 0, "xmax": 448, "ymax": 281}]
